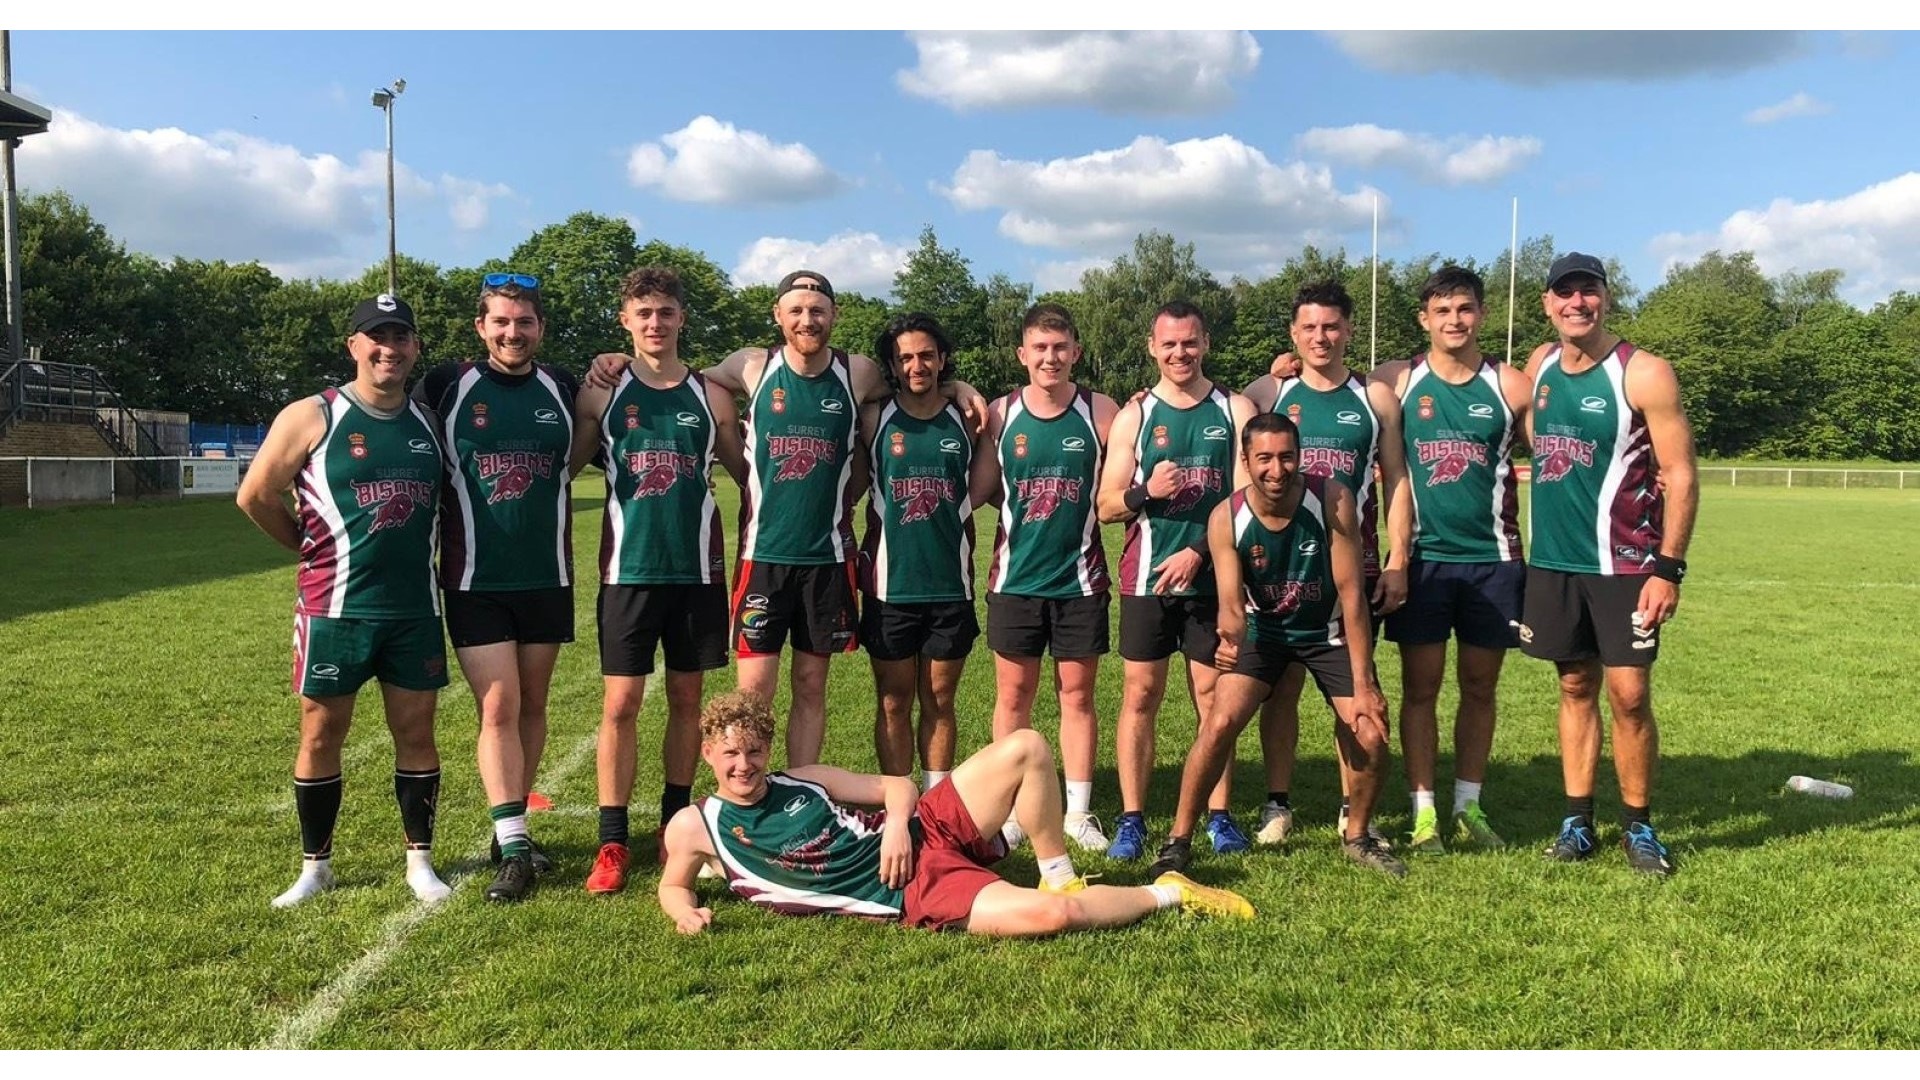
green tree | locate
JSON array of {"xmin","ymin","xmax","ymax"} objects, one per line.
[
  {"xmin": 507, "ymin": 213, "xmax": 643, "ymax": 369},
  {"xmin": 1871, "ymin": 292, "xmax": 1920, "ymax": 365},
  {"xmin": 12, "ymin": 190, "xmax": 146, "ymax": 387},
  {"xmin": 892, "ymin": 226, "xmax": 988, "ymax": 353},
  {"xmin": 953, "ymin": 272, "xmax": 1033, "ymax": 400},
  {"xmin": 255, "ymin": 276, "xmax": 359, "ymax": 409},
  {"xmin": 134, "ymin": 258, "xmax": 282, "ymax": 420},
  {"xmin": 353, "ymin": 255, "xmax": 472, "ymax": 363},
  {"xmin": 633, "ymin": 240, "xmax": 760, "ymax": 364},
  {"xmin": 828, "ymin": 291, "xmax": 892, "ymax": 358},
  {"xmin": 1073, "ymin": 231, "xmax": 1234, "ymax": 398},
  {"xmin": 1767, "ymin": 301, "xmax": 1920, "ymax": 460}
]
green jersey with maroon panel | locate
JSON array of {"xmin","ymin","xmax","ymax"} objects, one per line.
[
  {"xmin": 699, "ymin": 773, "xmax": 903, "ymax": 920},
  {"xmin": 1528, "ymin": 340, "xmax": 1663, "ymax": 576},
  {"xmin": 988, "ymin": 386, "xmax": 1109, "ymax": 599},
  {"xmin": 415, "ymin": 360, "xmax": 576, "ymax": 591},
  {"xmin": 1118, "ymin": 385, "xmax": 1234, "ymax": 597},
  {"xmin": 1400, "ymin": 355, "xmax": 1522, "ymax": 564},
  {"xmin": 598, "ymin": 368, "xmax": 726, "ymax": 585},
  {"xmin": 295, "ymin": 387, "xmax": 444, "ymax": 619},
  {"xmin": 1230, "ymin": 478, "xmax": 1343, "ymax": 647},
  {"xmin": 740, "ymin": 348, "xmax": 858, "ymax": 565},
  {"xmin": 863, "ymin": 400, "xmax": 975, "ymax": 603},
  {"xmin": 1273, "ymin": 374, "xmax": 1381, "ymax": 576}
]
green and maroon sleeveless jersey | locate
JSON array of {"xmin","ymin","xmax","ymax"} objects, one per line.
[
  {"xmin": 1528, "ymin": 341, "xmax": 1663, "ymax": 576},
  {"xmin": 699, "ymin": 774, "xmax": 903, "ymax": 920},
  {"xmin": 1400, "ymin": 355, "xmax": 1522, "ymax": 564},
  {"xmin": 740, "ymin": 348, "xmax": 858, "ymax": 565},
  {"xmin": 415, "ymin": 361, "xmax": 575, "ymax": 591},
  {"xmin": 598, "ymin": 369, "xmax": 726, "ymax": 585},
  {"xmin": 1119, "ymin": 385, "xmax": 1234, "ymax": 597},
  {"xmin": 988, "ymin": 386, "xmax": 1109, "ymax": 599},
  {"xmin": 1273, "ymin": 374, "xmax": 1381, "ymax": 575},
  {"xmin": 1230, "ymin": 477, "xmax": 1343, "ymax": 647},
  {"xmin": 862, "ymin": 400, "xmax": 974, "ymax": 603},
  {"xmin": 295, "ymin": 387, "xmax": 443, "ymax": 619}
]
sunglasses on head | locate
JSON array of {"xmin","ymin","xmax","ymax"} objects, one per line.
[{"xmin": 482, "ymin": 272, "xmax": 541, "ymax": 290}]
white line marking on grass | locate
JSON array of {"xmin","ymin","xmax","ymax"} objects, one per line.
[
  {"xmin": 258, "ymin": 732, "xmax": 598, "ymax": 1050},
  {"xmin": 1705, "ymin": 580, "xmax": 1919, "ymax": 590}
]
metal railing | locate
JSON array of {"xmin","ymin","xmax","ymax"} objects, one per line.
[
  {"xmin": 1, "ymin": 360, "xmax": 173, "ymax": 494},
  {"xmin": 1696, "ymin": 466, "xmax": 1917, "ymax": 490}
]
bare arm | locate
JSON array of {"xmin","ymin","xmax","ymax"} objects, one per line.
[
  {"xmin": 1366, "ymin": 377, "xmax": 1412, "ymax": 612},
  {"xmin": 1095, "ymin": 401, "xmax": 1151, "ymax": 524},
  {"xmin": 1226, "ymin": 393, "xmax": 1257, "ymax": 490},
  {"xmin": 1626, "ymin": 350, "xmax": 1698, "ymax": 630},
  {"xmin": 1498, "ymin": 363, "xmax": 1534, "ymax": 458},
  {"xmin": 235, "ymin": 397, "xmax": 326, "ymax": 554},
  {"xmin": 1241, "ymin": 373, "xmax": 1280, "ymax": 413},
  {"xmin": 1207, "ymin": 499, "xmax": 1246, "ymax": 672},
  {"xmin": 657, "ymin": 806, "xmax": 717, "ymax": 935},
  {"xmin": 708, "ymin": 388, "xmax": 747, "ymax": 488},
  {"xmin": 569, "ymin": 379, "xmax": 611, "ymax": 478},
  {"xmin": 967, "ymin": 398, "xmax": 1005, "ymax": 509},
  {"xmin": 1326, "ymin": 481, "xmax": 1387, "ymax": 742},
  {"xmin": 851, "ymin": 400, "xmax": 880, "ymax": 512}
]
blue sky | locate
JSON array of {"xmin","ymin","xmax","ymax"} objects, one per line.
[{"xmin": 10, "ymin": 28, "xmax": 1918, "ymax": 307}]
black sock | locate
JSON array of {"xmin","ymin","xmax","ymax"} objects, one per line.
[
  {"xmin": 394, "ymin": 768, "xmax": 440, "ymax": 849},
  {"xmin": 294, "ymin": 774, "xmax": 343, "ymax": 859},
  {"xmin": 660, "ymin": 784, "xmax": 693, "ymax": 824},
  {"xmin": 599, "ymin": 805, "xmax": 630, "ymax": 847},
  {"xmin": 1568, "ymin": 795, "xmax": 1596, "ymax": 829},
  {"xmin": 1622, "ymin": 804, "xmax": 1651, "ymax": 830},
  {"xmin": 1267, "ymin": 791, "xmax": 1290, "ymax": 808}
]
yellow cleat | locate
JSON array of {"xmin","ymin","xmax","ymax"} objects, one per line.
[
  {"xmin": 1155, "ymin": 871, "xmax": 1255, "ymax": 919},
  {"xmin": 1039, "ymin": 873, "xmax": 1096, "ymax": 894}
]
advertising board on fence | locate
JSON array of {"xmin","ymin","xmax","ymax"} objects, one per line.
[{"xmin": 181, "ymin": 458, "xmax": 240, "ymax": 495}]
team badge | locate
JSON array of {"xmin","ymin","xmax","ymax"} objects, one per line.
[
  {"xmin": 1250, "ymin": 543, "xmax": 1267, "ymax": 570},
  {"xmin": 624, "ymin": 403, "xmax": 640, "ymax": 431},
  {"xmin": 348, "ymin": 432, "xmax": 368, "ymax": 460},
  {"xmin": 731, "ymin": 825, "xmax": 752, "ymax": 847},
  {"xmin": 890, "ymin": 431, "xmax": 906, "ymax": 458},
  {"xmin": 1013, "ymin": 433, "xmax": 1029, "ymax": 459},
  {"xmin": 1536, "ymin": 384, "xmax": 1550, "ymax": 413},
  {"xmin": 1152, "ymin": 424, "xmax": 1169, "ymax": 449},
  {"xmin": 1418, "ymin": 394, "xmax": 1434, "ymax": 421},
  {"xmin": 472, "ymin": 401, "xmax": 489, "ymax": 430},
  {"xmin": 1286, "ymin": 403, "xmax": 1302, "ymax": 422},
  {"xmin": 771, "ymin": 387, "xmax": 787, "ymax": 415}
]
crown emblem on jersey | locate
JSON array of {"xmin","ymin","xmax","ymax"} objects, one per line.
[
  {"xmin": 889, "ymin": 430, "xmax": 906, "ymax": 457},
  {"xmin": 1418, "ymin": 394, "xmax": 1434, "ymax": 421},
  {"xmin": 472, "ymin": 401, "xmax": 489, "ymax": 428},
  {"xmin": 771, "ymin": 387, "xmax": 787, "ymax": 414},
  {"xmin": 1287, "ymin": 403, "xmax": 1302, "ymax": 420},
  {"xmin": 1250, "ymin": 543, "xmax": 1267, "ymax": 570},
  {"xmin": 348, "ymin": 431, "xmax": 368, "ymax": 459},
  {"xmin": 1152, "ymin": 424, "xmax": 1169, "ymax": 448},
  {"xmin": 1536, "ymin": 383, "xmax": 1550, "ymax": 412},
  {"xmin": 1013, "ymin": 432, "xmax": 1029, "ymax": 458}
]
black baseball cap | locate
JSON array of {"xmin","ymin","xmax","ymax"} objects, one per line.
[
  {"xmin": 1546, "ymin": 253, "xmax": 1608, "ymax": 290},
  {"xmin": 775, "ymin": 270, "xmax": 835, "ymax": 302},
  {"xmin": 349, "ymin": 293, "xmax": 418, "ymax": 335}
]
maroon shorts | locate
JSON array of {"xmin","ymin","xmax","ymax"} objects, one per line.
[{"xmin": 900, "ymin": 778, "xmax": 1007, "ymax": 931}]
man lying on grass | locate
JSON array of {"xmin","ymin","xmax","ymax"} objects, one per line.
[{"xmin": 659, "ymin": 692, "xmax": 1255, "ymax": 936}]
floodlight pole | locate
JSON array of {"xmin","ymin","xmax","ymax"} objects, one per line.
[
  {"xmin": 3, "ymin": 32, "xmax": 23, "ymax": 365},
  {"xmin": 372, "ymin": 78, "xmax": 405, "ymax": 295}
]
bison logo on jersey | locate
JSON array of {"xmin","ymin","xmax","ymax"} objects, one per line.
[
  {"xmin": 1416, "ymin": 439, "xmax": 1487, "ymax": 487},
  {"xmin": 775, "ymin": 446, "xmax": 819, "ymax": 481},
  {"xmin": 488, "ymin": 464, "xmax": 533, "ymax": 504},
  {"xmin": 1015, "ymin": 476, "xmax": 1082, "ymax": 524},
  {"xmin": 769, "ymin": 435, "xmax": 836, "ymax": 482},
  {"xmin": 1536, "ymin": 449, "xmax": 1574, "ymax": 483},
  {"xmin": 635, "ymin": 461, "xmax": 681, "ymax": 497},
  {"xmin": 1427, "ymin": 454, "xmax": 1471, "ymax": 486},
  {"xmin": 1532, "ymin": 435, "xmax": 1595, "ymax": 483},
  {"xmin": 891, "ymin": 477, "xmax": 954, "ymax": 524},
  {"xmin": 1162, "ymin": 466, "xmax": 1222, "ymax": 515},
  {"xmin": 1023, "ymin": 487, "xmax": 1060, "ymax": 523},
  {"xmin": 368, "ymin": 492, "xmax": 418, "ymax": 534},
  {"xmin": 900, "ymin": 487, "xmax": 943, "ymax": 524}
]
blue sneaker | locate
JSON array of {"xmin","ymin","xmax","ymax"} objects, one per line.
[
  {"xmin": 1106, "ymin": 813, "xmax": 1149, "ymax": 860},
  {"xmin": 1621, "ymin": 822, "xmax": 1675, "ymax": 877},
  {"xmin": 1544, "ymin": 815, "xmax": 1597, "ymax": 862},
  {"xmin": 1206, "ymin": 810, "xmax": 1251, "ymax": 855}
]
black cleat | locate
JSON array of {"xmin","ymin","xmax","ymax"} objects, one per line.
[
  {"xmin": 490, "ymin": 835, "xmax": 554, "ymax": 875},
  {"xmin": 1343, "ymin": 832, "xmax": 1408, "ymax": 878},
  {"xmin": 1145, "ymin": 836, "xmax": 1194, "ymax": 880},
  {"xmin": 485, "ymin": 853, "xmax": 536, "ymax": 903},
  {"xmin": 1621, "ymin": 823, "xmax": 1676, "ymax": 877}
]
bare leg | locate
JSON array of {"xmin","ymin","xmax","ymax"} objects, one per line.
[
  {"xmin": 1055, "ymin": 656, "xmax": 1100, "ymax": 786},
  {"xmin": 1169, "ymin": 673, "xmax": 1270, "ymax": 838},
  {"xmin": 785, "ymin": 651, "xmax": 831, "ymax": 767},
  {"xmin": 871, "ymin": 654, "xmax": 920, "ymax": 775},
  {"xmin": 919, "ymin": 656, "xmax": 965, "ymax": 773},
  {"xmin": 1258, "ymin": 664, "xmax": 1306, "ymax": 797},
  {"xmin": 1605, "ymin": 665, "xmax": 1657, "ymax": 806},
  {"xmin": 1187, "ymin": 658, "xmax": 1233, "ymax": 811},
  {"xmin": 380, "ymin": 684, "xmax": 440, "ymax": 773},
  {"xmin": 1115, "ymin": 658, "xmax": 1170, "ymax": 813},
  {"xmin": 1555, "ymin": 660, "xmax": 1605, "ymax": 799},
  {"xmin": 457, "ymin": 642, "xmax": 524, "ymax": 807},
  {"xmin": 296, "ymin": 694, "xmax": 355, "ymax": 777},
  {"xmin": 597, "ymin": 674, "xmax": 645, "ymax": 808},
  {"xmin": 991, "ymin": 652, "xmax": 1041, "ymax": 737},
  {"xmin": 1331, "ymin": 693, "xmax": 1390, "ymax": 841},
  {"xmin": 948, "ymin": 728, "xmax": 1066, "ymax": 858},
  {"xmin": 661, "ymin": 669, "xmax": 705, "ymax": 789},
  {"xmin": 514, "ymin": 643, "xmax": 561, "ymax": 799},
  {"xmin": 961, "ymin": 880, "xmax": 1161, "ymax": 937},
  {"xmin": 1452, "ymin": 644, "xmax": 1506, "ymax": 786},
  {"xmin": 1398, "ymin": 641, "xmax": 1447, "ymax": 796}
]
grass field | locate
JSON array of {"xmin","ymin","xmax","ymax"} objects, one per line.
[{"xmin": 3, "ymin": 478, "xmax": 1918, "ymax": 1048}]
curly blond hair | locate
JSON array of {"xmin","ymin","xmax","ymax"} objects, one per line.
[{"xmin": 699, "ymin": 691, "xmax": 775, "ymax": 748}]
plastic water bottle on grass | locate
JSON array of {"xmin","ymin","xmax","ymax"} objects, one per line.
[{"xmin": 1786, "ymin": 776, "xmax": 1853, "ymax": 799}]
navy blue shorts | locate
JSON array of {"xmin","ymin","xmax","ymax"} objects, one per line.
[{"xmin": 1384, "ymin": 559, "xmax": 1524, "ymax": 650}]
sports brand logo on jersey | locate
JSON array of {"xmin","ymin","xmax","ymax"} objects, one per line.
[
  {"xmin": 820, "ymin": 398, "xmax": 844, "ymax": 414},
  {"xmin": 478, "ymin": 451, "xmax": 554, "ymax": 504},
  {"xmin": 1532, "ymin": 434, "xmax": 1596, "ymax": 482},
  {"xmin": 1580, "ymin": 395, "xmax": 1608, "ymax": 414},
  {"xmin": 1061, "ymin": 436, "xmax": 1085, "ymax": 452},
  {"xmin": 889, "ymin": 431, "xmax": 906, "ymax": 458},
  {"xmin": 769, "ymin": 435, "xmax": 837, "ymax": 481},
  {"xmin": 1300, "ymin": 447, "xmax": 1357, "ymax": 480},
  {"xmin": 892, "ymin": 476, "xmax": 954, "ymax": 524},
  {"xmin": 1016, "ymin": 476, "xmax": 1082, "ymax": 523},
  {"xmin": 783, "ymin": 795, "xmax": 809, "ymax": 816},
  {"xmin": 677, "ymin": 411, "xmax": 702, "ymax": 428},
  {"xmin": 1336, "ymin": 410, "xmax": 1364, "ymax": 426},
  {"xmin": 1415, "ymin": 439, "xmax": 1489, "ymax": 486},
  {"xmin": 408, "ymin": 438, "xmax": 435, "ymax": 456},
  {"xmin": 1203, "ymin": 425, "xmax": 1229, "ymax": 441},
  {"xmin": 1417, "ymin": 395, "xmax": 1435, "ymax": 421},
  {"xmin": 353, "ymin": 478, "xmax": 434, "ymax": 533},
  {"xmin": 533, "ymin": 408, "xmax": 560, "ymax": 425},
  {"xmin": 472, "ymin": 402, "xmax": 489, "ymax": 429},
  {"xmin": 939, "ymin": 438, "xmax": 963, "ymax": 455},
  {"xmin": 626, "ymin": 450, "xmax": 699, "ymax": 496},
  {"xmin": 1165, "ymin": 466, "xmax": 1223, "ymax": 515},
  {"xmin": 1152, "ymin": 424, "xmax": 1169, "ymax": 449},
  {"xmin": 1467, "ymin": 402, "xmax": 1496, "ymax": 419},
  {"xmin": 348, "ymin": 432, "xmax": 368, "ymax": 460}
]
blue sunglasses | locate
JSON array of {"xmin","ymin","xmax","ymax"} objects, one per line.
[{"xmin": 482, "ymin": 272, "xmax": 541, "ymax": 290}]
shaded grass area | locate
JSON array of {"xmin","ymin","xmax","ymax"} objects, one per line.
[{"xmin": 2, "ymin": 481, "xmax": 1918, "ymax": 1047}]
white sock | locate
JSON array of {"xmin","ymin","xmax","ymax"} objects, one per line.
[
  {"xmin": 493, "ymin": 813, "xmax": 530, "ymax": 851},
  {"xmin": 1037, "ymin": 853, "xmax": 1078, "ymax": 889},
  {"xmin": 1454, "ymin": 780, "xmax": 1483, "ymax": 815},
  {"xmin": 922, "ymin": 770, "xmax": 949, "ymax": 793},
  {"xmin": 405, "ymin": 848, "xmax": 452, "ymax": 904},
  {"xmin": 271, "ymin": 858, "xmax": 335, "ymax": 909},
  {"xmin": 1412, "ymin": 790, "xmax": 1436, "ymax": 816},
  {"xmin": 1065, "ymin": 780, "xmax": 1093, "ymax": 815},
  {"xmin": 1147, "ymin": 883, "xmax": 1182, "ymax": 909}
]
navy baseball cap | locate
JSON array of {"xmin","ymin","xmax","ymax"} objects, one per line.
[
  {"xmin": 1546, "ymin": 253, "xmax": 1608, "ymax": 290},
  {"xmin": 349, "ymin": 293, "xmax": 418, "ymax": 335}
]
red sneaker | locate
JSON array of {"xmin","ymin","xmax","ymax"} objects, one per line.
[
  {"xmin": 526, "ymin": 791, "xmax": 554, "ymax": 812},
  {"xmin": 585, "ymin": 842, "xmax": 630, "ymax": 895}
]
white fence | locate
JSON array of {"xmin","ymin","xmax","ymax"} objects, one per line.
[
  {"xmin": 1696, "ymin": 466, "xmax": 1918, "ymax": 490},
  {"xmin": 0, "ymin": 456, "xmax": 249, "ymax": 508}
]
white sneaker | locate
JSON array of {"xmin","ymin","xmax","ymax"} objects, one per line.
[
  {"xmin": 1000, "ymin": 816, "xmax": 1027, "ymax": 849},
  {"xmin": 1337, "ymin": 806, "xmax": 1392, "ymax": 849},
  {"xmin": 405, "ymin": 850, "xmax": 453, "ymax": 904},
  {"xmin": 271, "ymin": 860, "xmax": 336, "ymax": 909},
  {"xmin": 1063, "ymin": 811, "xmax": 1110, "ymax": 851},
  {"xmin": 1256, "ymin": 803, "xmax": 1294, "ymax": 846}
]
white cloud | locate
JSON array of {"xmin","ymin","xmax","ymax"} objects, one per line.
[
  {"xmin": 940, "ymin": 134, "xmax": 1381, "ymax": 273},
  {"xmin": 625, "ymin": 116, "xmax": 844, "ymax": 204},
  {"xmin": 1297, "ymin": 124, "xmax": 1540, "ymax": 186},
  {"xmin": 1744, "ymin": 92, "xmax": 1831, "ymax": 125},
  {"xmin": 731, "ymin": 232, "xmax": 913, "ymax": 297},
  {"xmin": 1649, "ymin": 173, "xmax": 1920, "ymax": 304},
  {"xmin": 898, "ymin": 31, "xmax": 1258, "ymax": 114},
  {"xmin": 1327, "ymin": 31, "xmax": 1804, "ymax": 84},
  {"xmin": 16, "ymin": 108, "xmax": 512, "ymax": 279}
]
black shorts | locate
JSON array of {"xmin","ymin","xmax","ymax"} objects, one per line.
[
  {"xmin": 861, "ymin": 598, "xmax": 979, "ymax": 662},
  {"xmin": 1232, "ymin": 639, "xmax": 1356, "ymax": 699},
  {"xmin": 1519, "ymin": 567, "xmax": 1659, "ymax": 667},
  {"xmin": 1117, "ymin": 593, "xmax": 1220, "ymax": 663},
  {"xmin": 444, "ymin": 586, "xmax": 575, "ymax": 649},
  {"xmin": 985, "ymin": 592, "xmax": 1109, "ymax": 659},
  {"xmin": 598, "ymin": 582, "xmax": 730, "ymax": 676},
  {"xmin": 732, "ymin": 560, "xmax": 858, "ymax": 657},
  {"xmin": 1385, "ymin": 560, "xmax": 1525, "ymax": 649}
]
